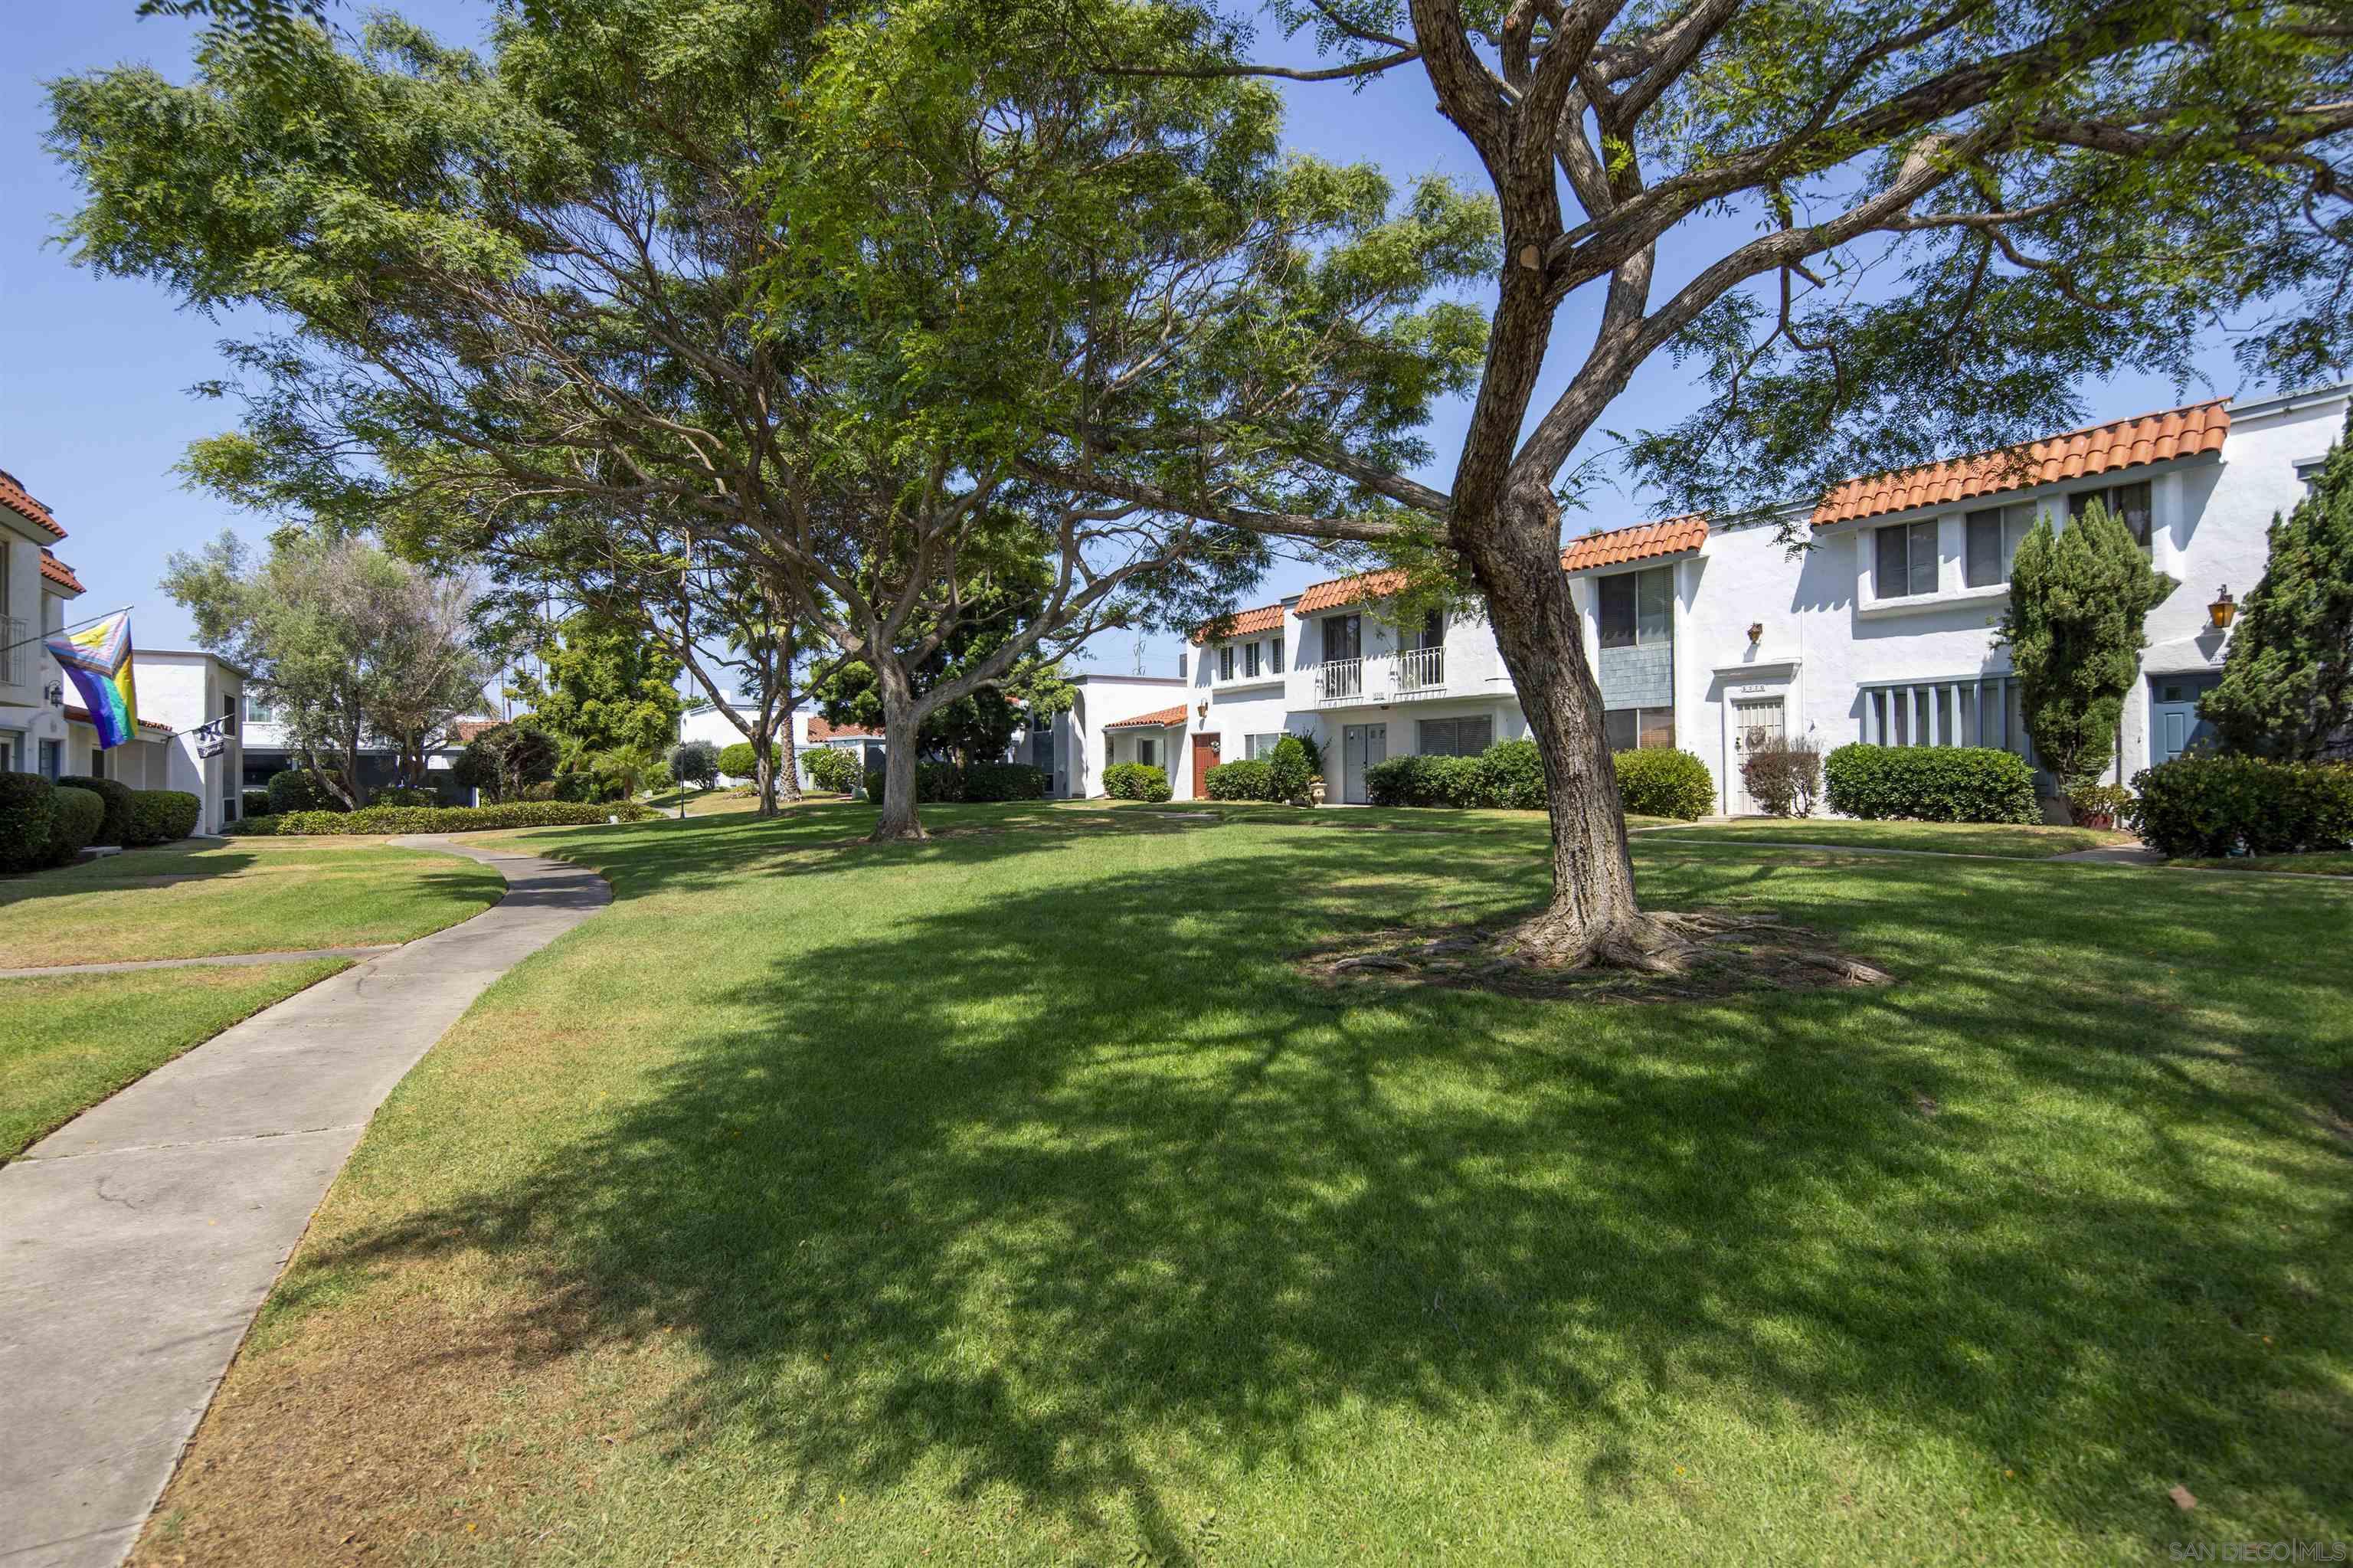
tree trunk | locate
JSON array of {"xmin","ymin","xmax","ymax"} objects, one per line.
[
  {"xmin": 869, "ymin": 661, "xmax": 927, "ymax": 841},
  {"xmin": 751, "ymin": 718, "xmax": 779, "ymax": 818},
  {"xmin": 1458, "ymin": 484, "xmax": 1690, "ymax": 971},
  {"xmin": 776, "ymin": 630, "xmax": 803, "ymax": 805}
]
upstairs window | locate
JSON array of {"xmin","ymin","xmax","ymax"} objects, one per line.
[
  {"xmin": 1874, "ymin": 519, "xmax": 1939, "ymax": 598},
  {"xmin": 1244, "ymin": 641, "xmax": 1262, "ymax": 679},
  {"xmin": 1218, "ymin": 645, "xmax": 1234, "ymax": 680},
  {"xmin": 1964, "ymin": 502, "xmax": 2040, "ymax": 588},
  {"xmin": 1271, "ymin": 632, "xmax": 1284, "ymax": 673},
  {"xmin": 1598, "ymin": 567, "xmax": 1673, "ymax": 648},
  {"xmin": 1324, "ymin": 613, "xmax": 1362, "ymax": 661},
  {"xmin": 2069, "ymin": 479, "xmax": 2153, "ymax": 546}
]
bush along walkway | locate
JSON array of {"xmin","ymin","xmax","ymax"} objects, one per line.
[{"xmin": 0, "ymin": 837, "xmax": 608, "ymax": 1568}]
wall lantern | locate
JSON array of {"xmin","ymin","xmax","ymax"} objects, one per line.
[
  {"xmin": 2208, "ymin": 585, "xmax": 2237, "ymax": 631},
  {"xmin": 1746, "ymin": 621, "xmax": 1764, "ymax": 644},
  {"xmin": 43, "ymin": 680, "xmax": 64, "ymax": 709},
  {"xmin": 1196, "ymin": 699, "xmax": 1209, "ymax": 721}
]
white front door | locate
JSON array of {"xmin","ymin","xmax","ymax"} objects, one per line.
[
  {"xmin": 1730, "ymin": 697, "xmax": 1785, "ymax": 816},
  {"xmin": 1341, "ymin": 722, "xmax": 1388, "ymax": 804}
]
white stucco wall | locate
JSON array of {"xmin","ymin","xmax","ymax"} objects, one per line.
[{"xmin": 133, "ymin": 651, "xmax": 245, "ymax": 833}]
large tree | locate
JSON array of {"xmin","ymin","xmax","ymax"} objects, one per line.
[
  {"xmin": 52, "ymin": 1, "xmax": 1487, "ymax": 843},
  {"xmin": 162, "ymin": 530, "xmax": 497, "ymax": 807},
  {"xmin": 2202, "ymin": 413, "xmax": 2353, "ymax": 759},
  {"xmin": 509, "ymin": 611, "xmax": 684, "ymax": 774},
  {"xmin": 1081, "ymin": 0, "xmax": 2353, "ymax": 967}
]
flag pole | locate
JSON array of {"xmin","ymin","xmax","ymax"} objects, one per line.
[{"xmin": 1, "ymin": 605, "xmax": 135, "ymax": 658}]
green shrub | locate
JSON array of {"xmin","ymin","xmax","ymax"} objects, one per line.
[
  {"xmin": 266, "ymin": 768, "xmax": 345, "ymax": 814},
  {"xmin": 1821, "ymin": 744, "xmax": 2038, "ymax": 823},
  {"xmin": 273, "ymin": 800, "xmax": 656, "ymax": 835},
  {"xmin": 519, "ymin": 779, "xmax": 561, "ymax": 801},
  {"xmin": 1267, "ymin": 737, "xmax": 1312, "ymax": 800},
  {"xmin": 2065, "ymin": 782, "xmax": 2135, "ymax": 827},
  {"xmin": 1104, "ymin": 761, "xmax": 1173, "ymax": 802},
  {"xmin": 718, "ymin": 740, "xmax": 784, "ymax": 781},
  {"xmin": 369, "ymin": 784, "xmax": 438, "ymax": 808},
  {"xmin": 60, "ymin": 774, "xmax": 136, "ymax": 845},
  {"xmin": 2127, "ymin": 756, "xmax": 2353, "ymax": 857},
  {"xmin": 125, "ymin": 790, "xmax": 203, "ymax": 846},
  {"xmin": 1363, "ymin": 753, "xmax": 1486, "ymax": 807},
  {"xmin": 667, "ymin": 738, "xmax": 721, "ymax": 791},
  {"xmin": 222, "ymin": 813, "xmax": 283, "ymax": 836},
  {"xmin": 0, "ymin": 772, "xmax": 55, "ymax": 872},
  {"xmin": 1290, "ymin": 730, "xmax": 1326, "ymax": 782},
  {"xmin": 963, "ymin": 762, "xmax": 1049, "ymax": 802},
  {"xmin": 865, "ymin": 761, "xmax": 966, "ymax": 806},
  {"xmin": 1478, "ymin": 738, "xmax": 1546, "ymax": 810},
  {"xmin": 241, "ymin": 788, "xmax": 272, "ymax": 818},
  {"xmin": 1736, "ymin": 737, "xmax": 1824, "ymax": 818},
  {"xmin": 1610, "ymin": 748, "xmax": 1716, "ymax": 820},
  {"xmin": 803, "ymin": 748, "xmax": 860, "ymax": 794},
  {"xmin": 1203, "ymin": 759, "xmax": 1275, "ymax": 800},
  {"xmin": 44, "ymin": 785, "xmax": 106, "ymax": 866}
]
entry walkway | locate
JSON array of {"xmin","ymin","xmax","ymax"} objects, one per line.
[{"xmin": 0, "ymin": 838, "xmax": 608, "ymax": 1568}]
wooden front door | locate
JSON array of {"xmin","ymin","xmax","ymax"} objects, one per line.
[{"xmin": 1191, "ymin": 732, "xmax": 1219, "ymax": 797}]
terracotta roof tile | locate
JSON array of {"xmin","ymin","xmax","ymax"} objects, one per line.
[
  {"xmin": 39, "ymin": 549, "xmax": 86, "ymax": 594},
  {"xmin": 0, "ymin": 469, "xmax": 65, "ymax": 539},
  {"xmin": 1811, "ymin": 400, "xmax": 2230, "ymax": 528},
  {"xmin": 1189, "ymin": 601, "xmax": 1288, "ymax": 643},
  {"xmin": 65, "ymin": 705, "xmax": 170, "ymax": 734},
  {"xmin": 1294, "ymin": 569, "xmax": 1406, "ymax": 616},
  {"xmin": 807, "ymin": 717, "xmax": 883, "ymax": 742},
  {"xmin": 1105, "ymin": 703, "xmax": 1189, "ymax": 730},
  {"xmin": 1560, "ymin": 515, "xmax": 1707, "ymax": 572},
  {"xmin": 450, "ymin": 719, "xmax": 504, "ymax": 741}
]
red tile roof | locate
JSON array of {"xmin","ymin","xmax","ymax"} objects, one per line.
[
  {"xmin": 39, "ymin": 550, "xmax": 86, "ymax": 594},
  {"xmin": 1189, "ymin": 601, "xmax": 1288, "ymax": 643},
  {"xmin": 450, "ymin": 718, "xmax": 505, "ymax": 741},
  {"xmin": 1561, "ymin": 515, "xmax": 1708, "ymax": 572},
  {"xmin": 0, "ymin": 470, "xmax": 65, "ymax": 539},
  {"xmin": 1811, "ymin": 400, "xmax": 2230, "ymax": 528},
  {"xmin": 807, "ymin": 717, "xmax": 882, "ymax": 741},
  {"xmin": 65, "ymin": 705, "xmax": 170, "ymax": 735},
  {"xmin": 1106, "ymin": 703, "xmax": 1189, "ymax": 730},
  {"xmin": 1294, "ymin": 569, "xmax": 1407, "ymax": 616}
]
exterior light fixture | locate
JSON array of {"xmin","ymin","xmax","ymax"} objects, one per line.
[
  {"xmin": 43, "ymin": 680, "xmax": 64, "ymax": 709},
  {"xmin": 2208, "ymin": 585, "xmax": 2237, "ymax": 631},
  {"xmin": 1196, "ymin": 699, "xmax": 1209, "ymax": 721},
  {"xmin": 1746, "ymin": 621, "xmax": 1764, "ymax": 644}
]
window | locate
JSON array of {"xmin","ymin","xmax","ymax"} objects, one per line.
[
  {"xmin": 1418, "ymin": 715, "xmax": 1494, "ymax": 756},
  {"xmin": 90, "ymin": 746, "xmax": 106, "ymax": 778},
  {"xmin": 1177, "ymin": 651, "xmax": 1188, "ymax": 682},
  {"xmin": 1965, "ymin": 502, "xmax": 2040, "ymax": 588},
  {"xmin": 1862, "ymin": 676, "xmax": 2029, "ymax": 758},
  {"xmin": 247, "ymin": 694, "xmax": 273, "ymax": 725},
  {"xmin": 1406, "ymin": 610, "xmax": 1446, "ymax": 650},
  {"xmin": 38, "ymin": 738, "xmax": 62, "ymax": 779},
  {"xmin": 1324, "ymin": 614, "xmax": 1361, "ymax": 661},
  {"xmin": 1245, "ymin": 732, "xmax": 1285, "ymax": 759},
  {"xmin": 1874, "ymin": 519, "xmax": 1939, "ymax": 598},
  {"xmin": 1134, "ymin": 735, "xmax": 1159, "ymax": 769},
  {"xmin": 1271, "ymin": 632, "xmax": 1284, "ymax": 673},
  {"xmin": 1219, "ymin": 645, "xmax": 1234, "ymax": 680},
  {"xmin": 221, "ymin": 693, "xmax": 238, "ymax": 735},
  {"xmin": 1603, "ymin": 707, "xmax": 1674, "ymax": 751},
  {"xmin": 2069, "ymin": 479, "xmax": 2153, "ymax": 546},
  {"xmin": 1244, "ymin": 641, "xmax": 1262, "ymax": 679},
  {"xmin": 1598, "ymin": 567, "xmax": 1673, "ymax": 648}
]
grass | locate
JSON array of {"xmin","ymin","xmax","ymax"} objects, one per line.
[
  {"xmin": 133, "ymin": 802, "xmax": 2353, "ymax": 1566},
  {"xmin": 1, "ymin": 959, "xmax": 351, "ymax": 1159},
  {"xmin": 0, "ymin": 836, "xmax": 506, "ymax": 967},
  {"xmin": 2167, "ymin": 851, "xmax": 2353, "ymax": 876},
  {"xmin": 1650, "ymin": 817, "xmax": 2138, "ymax": 858}
]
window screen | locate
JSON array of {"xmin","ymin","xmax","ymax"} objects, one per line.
[
  {"xmin": 1417, "ymin": 716, "xmax": 1494, "ymax": 757},
  {"xmin": 1218, "ymin": 646, "xmax": 1233, "ymax": 679},
  {"xmin": 2070, "ymin": 480, "xmax": 2154, "ymax": 545},
  {"xmin": 1875, "ymin": 520, "xmax": 1938, "ymax": 597},
  {"xmin": 1599, "ymin": 573, "xmax": 1636, "ymax": 649},
  {"xmin": 1245, "ymin": 642, "xmax": 1261, "ymax": 678}
]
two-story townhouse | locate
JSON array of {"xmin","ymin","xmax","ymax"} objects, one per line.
[
  {"xmin": 1167, "ymin": 385, "xmax": 2335, "ymax": 814},
  {"xmin": 130, "ymin": 649, "xmax": 247, "ymax": 833}
]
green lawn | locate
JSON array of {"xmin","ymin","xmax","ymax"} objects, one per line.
[
  {"xmin": 0, "ymin": 836, "xmax": 506, "ymax": 967},
  {"xmin": 136, "ymin": 803, "xmax": 2352, "ymax": 1566},
  {"xmin": 1650, "ymin": 817, "xmax": 2138, "ymax": 858},
  {"xmin": 2169, "ymin": 851, "xmax": 2353, "ymax": 876},
  {"xmin": 2, "ymin": 960, "xmax": 351, "ymax": 1159}
]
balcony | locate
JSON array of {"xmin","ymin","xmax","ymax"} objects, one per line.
[
  {"xmin": 1311, "ymin": 647, "xmax": 1452, "ymax": 707},
  {"xmin": 0, "ymin": 616, "xmax": 26, "ymax": 690}
]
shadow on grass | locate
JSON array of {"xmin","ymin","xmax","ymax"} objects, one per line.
[{"xmin": 290, "ymin": 814, "xmax": 2353, "ymax": 1556}]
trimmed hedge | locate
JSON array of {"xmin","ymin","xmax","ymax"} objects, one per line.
[
  {"xmin": 273, "ymin": 800, "xmax": 655, "ymax": 835},
  {"xmin": 0, "ymin": 771, "xmax": 54, "ymax": 871},
  {"xmin": 241, "ymin": 788, "xmax": 272, "ymax": 818},
  {"xmin": 1204, "ymin": 759, "xmax": 1276, "ymax": 801},
  {"xmin": 370, "ymin": 784, "xmax": 438, "ymax": 807},
  {"xmin": 2127, "ymin": 756, "xmax": 2353, "ymax": 857},
  {"xmin": 803, "ymin": 748, "xmax": 860, "ymax": 794},
  {"xmin": 222, "ymin": 813, "xmax": 283, "ymax": 836},
  {"xmin": 126, "ymin": 790, "xmax": 202, "ymax": 846},
  {"xmin": 59, "ymin": 774, "xmax": 136, "ymax": 846},
  {"xmin": 44, "ymin": 785, "xmax": 105, "ymax": 866},
  {"xmin": 718, "ymin": 740, "xmax": 784, "ymax": 781},
  {"xmin": 266, "ymin": 768, "xmax": 345, "ymax": 814},
  {"xmin": 866, "ymin": 761, "xmax": 966, "ymax": 805},
  {"xmin": 963, "ymin": 762, "xmax": 1049, "ymax": 802},
  {"xmin": 1821, "ymin": 744, "xmax": 2039, "ymax": 823},
  {"xmin": 1360, "ymin": 739, "xmax": 1714, "ymax": 820},
  {"xmin": 1103, "ymin": 762, "xmax": 1172, "ymax": 802}
]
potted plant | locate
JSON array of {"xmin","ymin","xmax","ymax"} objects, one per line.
[{"xmin": 2066, "ymin": 782, "xmax": 2134, "ymax": 830}]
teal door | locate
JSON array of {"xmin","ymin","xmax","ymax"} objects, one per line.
[{"xmin": 2149, "ymin": 675, "xmax": 2220, "ymax": 764}]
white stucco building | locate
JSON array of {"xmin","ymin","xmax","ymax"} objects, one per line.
[{"xmin": 1122, "ymin": 388, "xmax": 2329, "ymax": 813}]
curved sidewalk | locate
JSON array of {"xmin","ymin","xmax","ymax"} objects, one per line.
[{"xmin": 0, "ymin": 837, "xmax": 608, "ymax": 1568}]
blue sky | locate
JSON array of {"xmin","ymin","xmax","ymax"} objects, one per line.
[{"xmin": 4, "ymin": 3, "xmax": 2256, "ymax": 674}]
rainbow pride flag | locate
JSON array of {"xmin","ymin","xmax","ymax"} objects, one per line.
[{"xmin": 44, "ymin": 612, "xmax": 139, "ymax": 749}]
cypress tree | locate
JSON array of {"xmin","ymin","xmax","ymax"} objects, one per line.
[
  {"xmin": 2000, "ymin": 501, "xmax": 2177, "ymax": 805},
  {"xmin": 2201, "ymin": 415, "xmax": 2353, "ymax": 759}
]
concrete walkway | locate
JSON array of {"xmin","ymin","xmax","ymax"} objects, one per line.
[
  {"xmin": 0, "ymin": 837, "xmax": 608, "ymax": 1568},
  {"xmin": 0, "ymin": 945, "xmax": 401, "ymax": 980}
]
